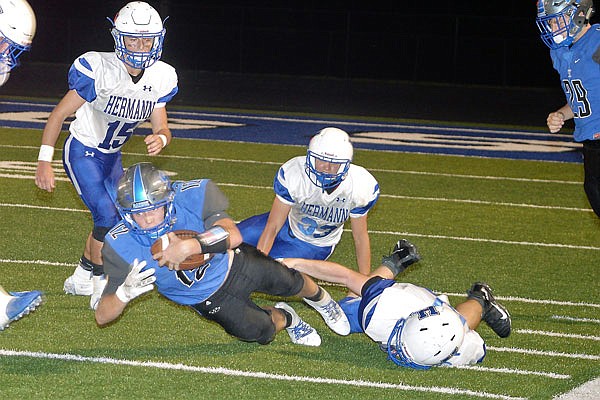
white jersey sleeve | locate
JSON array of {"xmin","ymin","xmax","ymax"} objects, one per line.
[
  {"xmin": 274, "ymin": 156, "xmax": 379, "ymax": 247},
  {"xmin": 67, "ymin": 51, "xmax": 178, "ymax": 153}
]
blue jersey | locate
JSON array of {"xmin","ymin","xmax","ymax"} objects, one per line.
[
  {"xmin": 551, "ymin": 25, "xmax": 600, "ymax": 142},
  {"xmin": 103, "ymin": 179, "xmax": 232, "ymax": 306}
]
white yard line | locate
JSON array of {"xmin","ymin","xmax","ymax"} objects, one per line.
[{"xmin": 0, "ymin": 349, "xmax": 526, "ymax": 400}]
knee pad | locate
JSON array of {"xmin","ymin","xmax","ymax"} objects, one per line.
[{"xmin": 92, "ymin": 225, "xmax": 112, "ymax": 242}]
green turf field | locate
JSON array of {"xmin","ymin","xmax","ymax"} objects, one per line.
[{"xmin": 0, "ymin": 120, "xmax": 598, "ymax": 400}]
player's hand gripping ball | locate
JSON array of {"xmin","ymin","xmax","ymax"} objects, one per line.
[{"xmin": 151, "ymin": 230, "xmax": 213, "ymax": 270}]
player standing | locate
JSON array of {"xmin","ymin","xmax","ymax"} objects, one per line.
[
  {"xmin": 0, "ymin": 0, "xmax": 43, "ymax": 330},
  {"xmin": 536, "ymin": 0, "xmax": 600, "ymax": 217},
  {"xmin": 237, "ymin": 127, "xmax": 380, "ymax": 277},
  {"xmin": 34, "ymin": 2, "xmax": 178, "ymax": 310}
]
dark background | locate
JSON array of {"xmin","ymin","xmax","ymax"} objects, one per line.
[{"xmin": 6, "ymin": 0, "xmax": 595, "ymax": 126}]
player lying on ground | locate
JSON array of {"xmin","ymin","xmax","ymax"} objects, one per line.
[
  {"xmin": 95, "ymin": 162, "xmax": 353, "ymax": 347},
  {"xmin": 283, "ymin": 240, "xmax": 511, "ymax": 369}
]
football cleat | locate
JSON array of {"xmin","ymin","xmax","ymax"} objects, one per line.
[
  {"xmin": 63, "ymin": 264, "xmax": 94, "ymax": 296},
  {"xmin": 275, "ymin": 302, "xmax": 321, "ymax": 346},
  {"xmin": 0, "ymin": 290, "xmax": 43, "ymax": 331},
  {"xmin": 381, "ymin": 239, "xmax": 421, "ymax": 277},
  {"xmin": 303, "ymin": 289, "xmax": 350, "ymax": 336},
  {"xmin": 89, "ymin": 275, "xmax": 107, "ymax": 311},
  {"xmin": 467, "ymin": 282, "xmax": 511, "ymax": 338}
]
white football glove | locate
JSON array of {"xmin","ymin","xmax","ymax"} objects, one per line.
[{"xmin": 115, "ymin": 259, "xmax": 156, "ymax": 304}]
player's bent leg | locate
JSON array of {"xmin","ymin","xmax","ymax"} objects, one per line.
[{"xmin": 467, "ymin": 282, "xmax": 511, "ymax": 338}]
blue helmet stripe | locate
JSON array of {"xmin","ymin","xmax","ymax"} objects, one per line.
[{"xmin": 133, "ymin": 164, "xmax": 147, "ymax": 204}]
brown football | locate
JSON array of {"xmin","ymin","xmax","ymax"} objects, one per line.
[{"xmin": 151, "ymin": 229, "xmax": 213, "ymax": 270}]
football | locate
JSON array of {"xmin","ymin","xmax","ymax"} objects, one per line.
[{"xmin": 151, "ymin": 229, "xmax": 213, "ymax": 270}]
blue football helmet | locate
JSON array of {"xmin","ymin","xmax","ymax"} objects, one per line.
[
  {"xmin": 386, "ymin": 302, "xmax": 465, "ymax": 369},
  {"xmin": 0, "ymin": 0, "xmax": 36, "ymax": 78},
  {"xmin": 108, "ymin": 1, "xmax": 166, "ymax": 69},
  {"xmin": 305, "ymin": 127, "xmax": 353, "ymax": 191},
  {"xmin": 536, "ymin": 0, "xmax": 595, "ymax": 49},
  {"xmin": 115, "ymin": 162, "xmax": 175, "ymax": 238}
]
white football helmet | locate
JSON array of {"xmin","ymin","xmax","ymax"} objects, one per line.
[
  {"xmin": 305, "ymin": 127, "xmax": 354, "ymax": 190},
  {"xmin": 109, "ymin": 1, "xmax": 166, "ymax": 69},
  {"xmin": 0, "ymin": 0, "xmax": 36, "ymax": 79},
  {"xmin": 536, "ymin": 0, "xmax": 595, "ymax": 49},
  {"xmin": 387, "ymin": 302, "xmax": 465, "ymax": 370},
  {"xmin": 115, "ymin": 162, "xmax": 175, "ymax": 239}
]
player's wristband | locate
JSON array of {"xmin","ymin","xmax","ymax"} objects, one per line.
[
  {"xmin": 158, "ymin": 134, "xmax": 168, "ymax": 148},
  {"xmin": 194, "ymin": 226, "xmax": 230, "ymax": 254},
  {"xmin": 38, "ymin": 145, "xmax": 55, "ymax": 162}
]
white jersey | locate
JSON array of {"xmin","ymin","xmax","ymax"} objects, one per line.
[
  {"xmin": 274, "ymin": 156, "xmax": 379, "ymax": 247},
  {"xmin": 363, "ymin": 283, "xmax": 485, "ymax": 367},
  {"xmin": 67, "ymin": 51, "xmax": 178, "ymax": 153}
]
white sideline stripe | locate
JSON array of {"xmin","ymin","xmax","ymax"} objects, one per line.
[
  {"xmin": 551, "ymin": 315, "xmax": 600, "ymax": 324},
  {"xmin": 1, "ymin": 201, "xmax": 598, "ymax": 252},
  {"xmin": 2, "ymin": 144, "xmax": 582, "ymax": 185},
  {"xmin": 486, "ymin": 346, "xmax": 600, "ymax": 360},
  {"xmin": 2, "ymin": 256, "xmax": 599, "ymax": 311},
  {"xmin": 1, "ymin": 170, "xmax": 589, "ymax": 212},
  {"xmin": 368, "ymin": 230, "xmax": 600, "ymax": 252},
  {"xmin": 0, "ymin": 259, "xmax": 75, "ymax": 267},
  {"xmin": 443, "ymin": 292, "xmax": 600, "ymax": 309},
  {"xmin": 455, "ymin": 365, "xmax": 570, "ymax": 380},
  {"xmin": 0, "ymin": 349, "xmax": 526, "ymax": 400},
  {"xmin": 0, "ymin": 202, "xmax": 88, "ymax": 213},
  {"xmin": 552, "ymin": 377, "xmax": 600, "ymax": 400},
  {"xmin": 515, "ymin": 329, "xmax": 600, "ymax": 341},
  {"xmin": 380, "ymin": 193, "xmax": 592, "ymax": 212}
]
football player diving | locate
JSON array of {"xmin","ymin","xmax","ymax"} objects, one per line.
[
  {"xmin": 34, "ymin": 1, "xmax": 178, "ymax": 310},
  {"xmin": 0, "ymin": 0, "xmax": 43, "ymax": 331},
  {"xmin": 284, "ymin": 242, "xmax": 512, "ymax": 369},
  {"xmin": 95, "ymin": 162, "xmax": 353, "ymax": 347}
]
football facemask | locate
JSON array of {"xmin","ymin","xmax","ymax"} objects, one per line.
[
  {"xmin": 116, "ymin": 162, "xmax": 175, "ymax": 239},
  {"xmin": 536, "ymin": 0, "xmax": 594, "ymax": 49},
  {"xmin": 109, "ymin": 1, "xmax": 166, "ymax": 69},
  {"xmin": 305, "ymin": 127, "xmax": 353, "ymax": 190},
  {"xmin": 0, "ymin": 0, "xmax": 36, "ymax": 73}
]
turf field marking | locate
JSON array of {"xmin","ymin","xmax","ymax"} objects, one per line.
[
  {"xmin": 486, "ymin": 346, "xmax": 600, "ymax": 360},
  {"xmin": 1, "ymin": 201, "xmax": 598, "ymax": 250},
  {"xmin": 515, "ymin": 329, "xmax": 600, "ymax": 341},
  {"xmin": 2, "ymin": 257, "xmax": 599, "ymax": 311},
  {"xmin": 0, "ymin": 146, "xmax": 583, "ymax": 185},
  {"xmin": 0, "ymin": 349, "xmax": 527, "ymax": 400},
  {"xmin": 369, "ymin": 230, "xmax": 600, "ymax": 251},
  {"xmin": 551, "ymin": 315, "xmax": 600, "ymax": 324},
  {"xmin": 455, "ymin": 365, "xmax": 570, "ymax": 379}
]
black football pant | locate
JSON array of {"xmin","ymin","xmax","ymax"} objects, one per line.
[{"xmin": 582, "ymin": 140, "xmax": 600, "ymax": 217}]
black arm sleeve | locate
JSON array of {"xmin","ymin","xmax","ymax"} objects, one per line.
[
  {"xmin": 102, "ymin": 242, "xmax": 132, "ymax": 295},
  {"xmin": 202, "ymin": 180, "xmax": 232, "ymax": 227}
]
